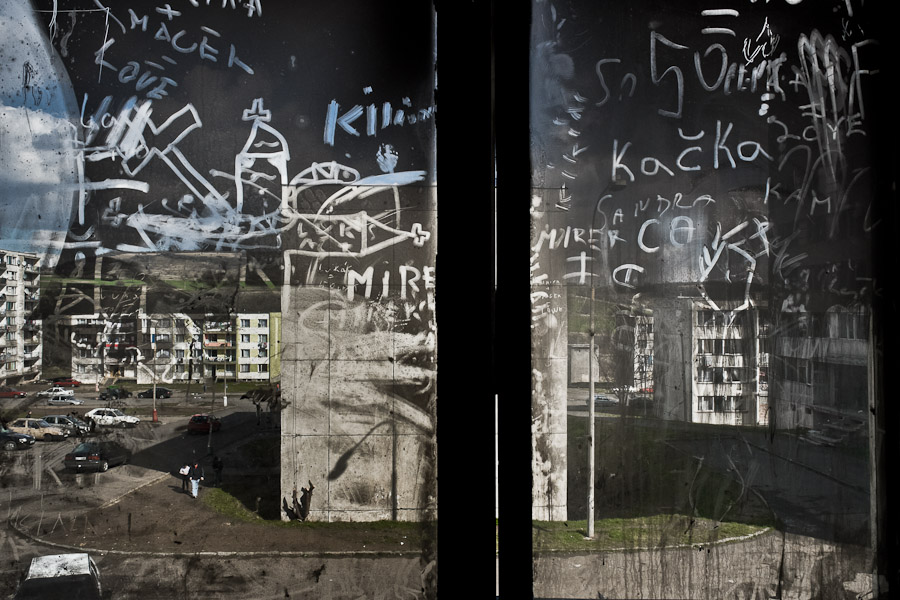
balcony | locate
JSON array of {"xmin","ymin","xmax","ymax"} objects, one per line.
[
  {"xmin": 204, "ymin": 340, "xmax": 234, "ymax": 348},
  {"xmin": 204, "ymin": 319, "xmax": 234, "ymax": 332},
  {"xmin": 204, "ymin": 354, "xmax": 236, "ymax": 363}
]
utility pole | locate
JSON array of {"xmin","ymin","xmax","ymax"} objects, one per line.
[{"xmin": 587, "ymin": 285, "xmax": 596, "ymax": 539}]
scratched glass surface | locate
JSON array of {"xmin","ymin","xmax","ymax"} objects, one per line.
[
  {"xmin": 529, "ymin": 1, "xmax": 889, "ymax": 598},
  {"xmin": 0, "ymin": 1, "xmax": 436, "ymax": 598}
]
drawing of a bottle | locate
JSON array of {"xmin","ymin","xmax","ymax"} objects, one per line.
[
  {"xmin": 235, "ymin": 98, "xmax": 290, "ymax": 216},
  {"xmin": 0, "ymin": 0, "xmax": 81, "ymax": 268}
]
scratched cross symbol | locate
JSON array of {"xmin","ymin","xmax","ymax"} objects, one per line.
[{"xmin": 118, "ymin": 103, "xmax": 225, "ymax": 203}]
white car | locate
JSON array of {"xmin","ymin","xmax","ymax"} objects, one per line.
[
  {"xmin": 7, "ymin": 418, "xmax": 68, "ymax": 441},
  {"xmin": 47, "ymin": 395, "xmax": 84, "ymax": 406},
  {"xmin": 84, "ymin": 407, "xmax": 140, "ymax": 428},
  {"xmin": 37, "ymin": 386, "xmax": 75, "ymax": 399},
  {"xmin": 13, "ymin": 553, "xmax": 102, "ymax": 600}
]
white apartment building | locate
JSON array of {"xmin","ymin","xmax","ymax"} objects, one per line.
[
  {"xmin": 692, "ymin": 303, "xmax": 769, "ymax": 427},
  {"xmin": 65, "ymin": 312, "xmax": 280, "ymax": 386},
  {"xmin": 0, "ymin": 250, "xmax": 42, "ymax": 384},
  {"xmin": 236, "ymin": 313, "xmax": 274, "ymax": 382}
]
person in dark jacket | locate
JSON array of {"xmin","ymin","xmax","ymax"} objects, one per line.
[{"xmin": 189, "ymin": 461, "xmax": 204, "ymax": 498}]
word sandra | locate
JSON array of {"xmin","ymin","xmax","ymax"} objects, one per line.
[{"xmin": 612, "ymin": 120, "xmax": 772, "ymax": 183}]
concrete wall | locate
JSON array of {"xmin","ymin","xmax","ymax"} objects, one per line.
[
  {"xmin": 534, "ymin": 532, "xmax": 878, "ymax": 599},
  {"xmin": 279, "ymin": 200, "xmax": 437, "ymax": 522}
]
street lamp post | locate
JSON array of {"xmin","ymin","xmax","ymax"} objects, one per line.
[
  {"xmin": 207, "ymin": 373, "xmax": 216, "ymax": 455},
  {"xmin": 587, "ymin": 285, "xmax": 596, "ymax": 539}
]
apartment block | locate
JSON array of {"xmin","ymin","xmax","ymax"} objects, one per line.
[
  {"xmin": 691, "ymin": 303, "xmax": 769, "ymax": 427},
  {"xmin": 0, "ymin": 250, "xmax": 42, "ymax": 384},
  {"xmin": 65, "ymin": 312, "xmax": 281, "ymax": 386}
]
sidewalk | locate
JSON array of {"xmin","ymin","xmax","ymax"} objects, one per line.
[{"xmin": 9, "ymin": 472, "xmax": 425, "ymax": 557}]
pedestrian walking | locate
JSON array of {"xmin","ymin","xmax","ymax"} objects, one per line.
[
  {"xmin": 212, "ymin": 455, "xmax": 223, "ymax": 487},
  {"xmin": 189, "ymin": 461, "xmax": 204, "ymax": 498},
  {"xmin": 179, "ymin": 463, "xmax": 191, "ymax": 493}
]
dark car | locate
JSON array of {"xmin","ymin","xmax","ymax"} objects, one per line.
[
  {"xmin": 0, "ymin": 427, "xmax": 36, "ymax": 451},
  {"xmin": 187, "ymin": 414, "xmax": 221, "ymax": 434},
  {"xmin": 51, "ymin": 378, "xmax": 81, "ymax": 387},
  {"xmin": 0, "ymin": 386, "xmax": 27, "ymax": 398},
  {"xmin": 98, "ymin": 385, "xmax": 132, "ymax": 401},
  {"xmin": 63, "ymin": 440, "xmax": 131, "ymax": 472},
  {"xmin": 626, "ymin": 395, "xmax": 655, "ymax": 415},
  {"xmin": 137, "ymin": 387, "xmax": 173, "ymax": 399},
  {"xmin": 42, "ymin": 415, "xmax": 90, "ymax": 437}
]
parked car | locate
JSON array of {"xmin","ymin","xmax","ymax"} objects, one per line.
[
  {"xmin": 593, "ymin": 393, "xmax": 620, "ymax": 406},
  {"xmin": 137, "ymin": 387, "xmax": 173, "ymax": 399},
  {"xmin": 0, "ymin": 427, "xmax": 36, "ymax": 451},
  {"xmin": 42, "ymin": 415, "xmax": 90, "ymax": 437},
  {"xmin": 7, "ymin": 418, "xmax": 67, "ymax": 441},
  {"xmin": 50, "ymin": 377, "xmax": 81, "ymax": 387},
  {"xmin": 626, "ymin": 395, "xmax": 655, "ymax": 415},
  {"xmin": 47, "ymin": 395, "xmax": 84, "ymax": 406},
  {"xmin": 98, "ymin": 385, "xmax": 132, "ymax": 401},
  {"xmin": 37, "ymin": 386, "xmax": 74, "ymax": 399},
  {"xmin": 0, "ymin": 386, "xmax": 27, "ymax": 398},
  {"xmin": 83, "ymin": 407, "xmax": 140, "ymax": 428},
  {"xmin": 63, "ymin": 440, "xmax": 131, "ymax": 472},
  {"xmin": 187, "ymin": 413, "xmax": 221, "ymax": 434},
  {"xmin": 12, "ymin": 553, "xmax": 102, "ymax": 600}
]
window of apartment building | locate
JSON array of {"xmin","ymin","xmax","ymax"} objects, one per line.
[
  {"xmin": 258, "ymin": 318, "xmax": 268, "ymax": 328},
  {"xmin": 156, "ymin": 319, "xmax": 172, "ymax": 328},
  {"xmin": 783, "ymin": 356, "xmax": 812, "ymax": 384},
  {"xmin": 697, "ymin": 366, "xmax": 746, "ymax": 383},
  {"xmin": 6, "ymin": 302, "xmax": 13, "ymax": 311},
  {"xmin": 257, "ymin": 364, "xmax": 268, "ymax": 373},
  {"xmin": 830, "ymin": 310, "xmax": 867, "ymax": 340},
  {"xmin": 175, "ymin": 334, "xmax": 185, "ymax": 343},
  {"xmin": 259, "ymin": 348, "xmax": 268, "ymax": 358},
  {"xmin": 5, "ymin": 362, "xmax": 14, "ymax": 371},
  {"xmin": 176, "ymin": 319, "xmax": 185, "ymax": 328},
  {"xmin": 698, "ymin": 395, "xmax": 744, "ymax": 412},
  {"xmin": 241, "ymin": 334, "xmax": 250, "ymax": 343},
  {"xmin": 259, "ymin": 334, "xmax": 268, "ymax": 344},
  {"xmin": 241, "ymin": 349, "xmax": 250, "ymax": 358},
  {"xmin": 176, "ymin": 349, "xmax": 185, "ymax": 359},
  {"xmin": 241, "ymin": 319, "xmax": 250, "ymax": 327},
  {"xmin": 723, "ymin": 339, "xmax": 744, "ymax": 354},
  {"xmin": 240, "ymin": 364, "xmax": 250, "ymax": 373},
  {"xmin": 697, "ymin": 338, "xmax": 716, "ymax": 354},
  {"xmin": 698, "ymin": 338, "xmax": 745, "ymax": 355},
  {"xmin": 696, "ymin": 310, "xmax": 727, "ymax": 327},
  {"xmin": 5, "ymin": 256, "xmax": 15, "ymax": 265}
]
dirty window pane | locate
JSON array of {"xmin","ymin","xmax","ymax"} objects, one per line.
[
  {"xmin": 528, "ymin": 1, "xmax": 892, "ymax": 597},
  {"xmin": 1, "ymin": 0, "xmax": 437, "ymax": 597}
]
